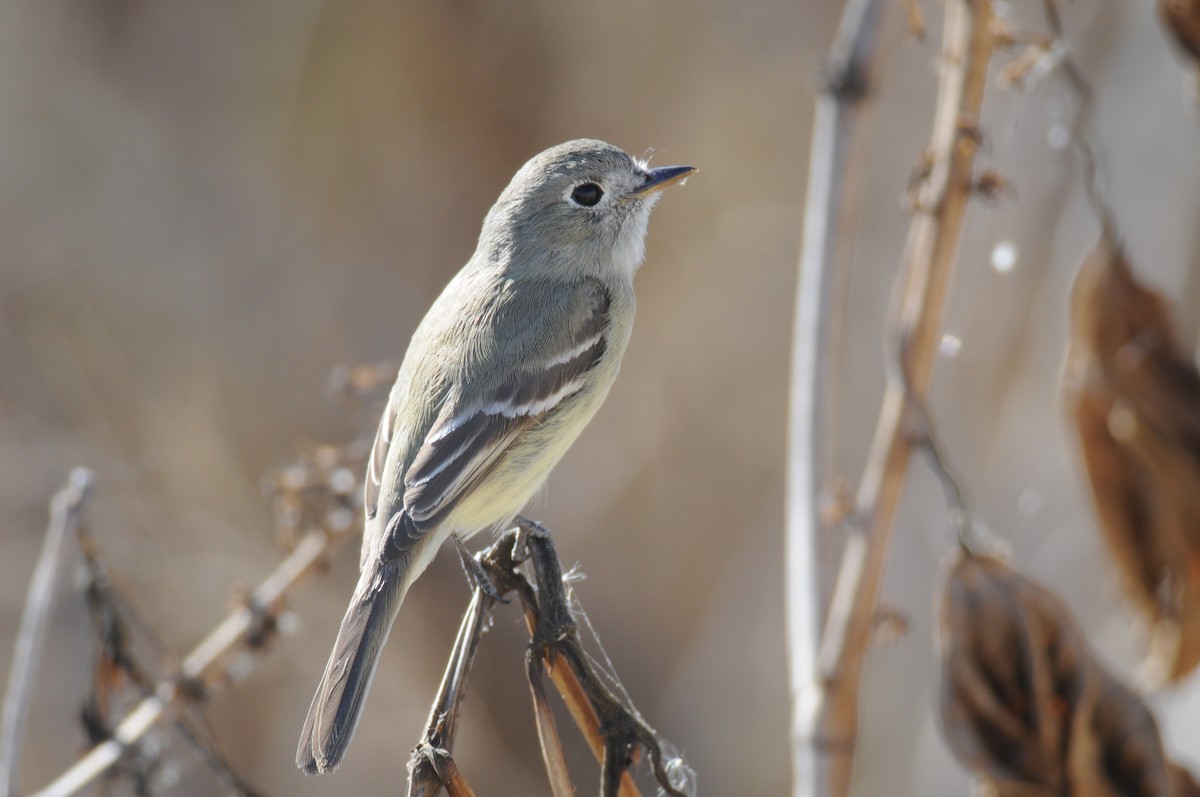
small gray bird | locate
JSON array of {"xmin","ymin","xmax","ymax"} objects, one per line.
[{"xmin": 297, "ymin": 139, "xmax": 694, "ymax": 774}]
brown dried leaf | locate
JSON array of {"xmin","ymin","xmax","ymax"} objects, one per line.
[
  {"xmin": 938, "ymin": 554, "xmax": 1088, "ymax": 793},
  {"xmin": 1160, "ymin": 0, "xmax": 1200, "ymax": 66},
  {"xmin": 1064, "ymin": 239, "xmax": 1200, "ymax": 681}
]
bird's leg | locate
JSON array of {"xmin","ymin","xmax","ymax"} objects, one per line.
[{"xmin": 451, "ymin": 533, "xmax": 509, "ymax": 604}]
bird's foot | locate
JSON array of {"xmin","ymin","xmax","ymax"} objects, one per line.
[
  {"xmin": 452, "ymin": 534, "xmax": 510, "ymax": 603},
  {"xmin": 512, "ymin": 516, "xmax": 552, "ymax": 564}
]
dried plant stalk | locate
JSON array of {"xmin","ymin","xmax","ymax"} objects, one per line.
[
  {"xmin": 406, "ymin": 589, "xmax": 494, "ymax": 797},
  {"xmin": 1063, "ymin": 238, "xmax": 1200, "ymax": 682},
  {"xmin": 938, "ymin": 552, "xmax": 1198, "ymax": 796},
  {"xmin": 0, "ymin": 468, "xmax": 94, "ymax": 797},
  {"xmin": 786, "ymin": 0, "xmax": 887, "ymax": 793},
  {"xmin": 406, "ymin": 527, "xmax": 688, "ymax": 797},
  {"xmin": 797, "ymin": 1, "xmax": 999, "ymax": 794},
  {"xmin": 25, "ymin": 437, "xmax": 366, "ymax": 797}
]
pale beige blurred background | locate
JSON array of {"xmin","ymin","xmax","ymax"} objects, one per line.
[{"xmin": 1, "ymin": 2, "xmax": 1198, "ymax": 796}]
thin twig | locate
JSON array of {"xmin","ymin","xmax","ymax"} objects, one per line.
[
  {"xmin": 407, "ymin": 588, "xmax": 496, "ymax": 796},
  {"xmin": 907, "ymin": 390, "xmax": 974, "ymax": 551},
  {"xmin": 525, "ymin": 654, "xmax": 573, "ymax": 797},
  {"xmin": 1038, "ymin": 3, "xmax": 1115, "ymax": 244},
  {"xmin": 27, "ymin": 528, "xmax": 344, "ymax": 797},
  {"xmin": 1, "ymin": 468, "xmax": 95, "ymax": 797},
  {"xmin": 784, "ymin": 0, "xmax": 886, "ymax": 794},
  {"xmin": 1041, "ymin": 0, "xmax": 1118, "ymax": 244},
  {"xmin": 799, "ymin": 2, "xmax": 999, "ymax": 795},
  {"xmin": 78, "ymin": 538, "xmax": 259, "ymax": 796}
]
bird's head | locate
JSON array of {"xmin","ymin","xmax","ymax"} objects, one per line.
[{"xmin": 480, "ymin": 139, "xmax": 695, "ymax": 281}]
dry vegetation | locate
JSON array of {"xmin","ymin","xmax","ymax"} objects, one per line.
[{"xmin": 1, "ymin": 1, "xmax": 1199, "ymax": 796}]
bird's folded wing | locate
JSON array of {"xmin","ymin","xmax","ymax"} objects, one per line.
[{"xmin": 372, "ymin": 281, "xmax": 611, "ymax": 555}]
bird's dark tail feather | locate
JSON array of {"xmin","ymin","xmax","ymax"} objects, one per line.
[{"xmin": 296, "ymin": 562, "xmax": 409, "ymax": 774}]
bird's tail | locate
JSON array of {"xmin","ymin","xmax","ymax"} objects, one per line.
[{"xmin": 296, "ymin": 561, "xmax": 410, "ymax": 774}]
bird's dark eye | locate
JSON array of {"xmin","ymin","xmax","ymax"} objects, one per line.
[{"xmin": 570, "ymin": 183, "xmax": 604, "ymax": 207}]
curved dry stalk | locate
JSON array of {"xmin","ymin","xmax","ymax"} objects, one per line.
[
  {"xmin": 793, "ymin": 1, "xmax": 1000, "ymax": 795},
  {"xmin": 785, "ymin": 0, "xmax": 886, "ymax": 793},
  {"xmin": 0, "ymin": 468, "xmax": 95, "ymax": 797}
]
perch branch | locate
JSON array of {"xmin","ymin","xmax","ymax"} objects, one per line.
[
  {"xmin": 785, "ymin": 0, "xmax": 887, "ymax": 794},
  {"xmin": 0, "ymin": 468, "xmax": 95, "ymax": 797},
  {"xmin": 407, "ymin": 525, "xmax": 689, "ymax": 797},
  {"xmin": 796, "ymin": 2, "xmax": 999, "ymax": 795},
  {"xmin": 406, "ymin": 588, "xmax": 495, "ymax": 797}
]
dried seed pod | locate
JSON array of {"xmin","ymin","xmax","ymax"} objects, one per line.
[
  {"xmin": 938, "ymin": 554, "xmax": 1087, "ymax": 793},
  {"xmin": 1063, "ymin": 239, "xmax": 1200, "ymax": 681},
  {"xmin": 938, "ymin": 553, "xmax": 1200, "ymax": 794}
]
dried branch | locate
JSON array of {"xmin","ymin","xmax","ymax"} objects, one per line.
[
  {"xmin": 793, "ymin": 1, "xmax": 1000, "ymax": 794},
  {"xmin": 406, "ymin": 524, "xmax": 690, "ymax": 797},
  {"xmin": 77, "ymin": 526, "xmax": 260, "ymax": 796},
  {"xmin": 516, "ymin": 520, "xmax": 687, "ymax": 797},
  {"xmin": 1041, "ymin": 0, "xmax": 1118, "ymax": 244},
  {"xmin": 785, "ymin": 0, "xmax": 886, "ymax": 793},
  {"xmin": 406, "ymin": 588, "xmax": 496, "ymax": 797},
  {"xmin": 26, "ymin": 465, "xmax": 357, "ymax": 797},
  {"xmin": 1, "ymin": 468, "xmax": 95, "ymax": 797}
]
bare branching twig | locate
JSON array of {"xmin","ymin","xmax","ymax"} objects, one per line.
[
  {"xmin": 77, "ymin": 524, "xmax": 261, "ymax": 796},
  {"xmin": 27, "ymin": 528, "xmax": 343, "ymax": 797},
  {"xmin": 789, "ymin": 1, "xmax": 1000, "ymax": 794}
]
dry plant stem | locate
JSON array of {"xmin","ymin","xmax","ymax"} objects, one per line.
[
  {"xmin": 0, "ymin": 468, "xmax": 95, "ymax": 797},
  {"xmin": 515, "ymin": 524, "xmax": 685, "ymax": 797},
  {"xmin": 409, "ymin": 528, "xmax": 667, "ymax": 797},
  {"xmin": 906, "ymin": 389, "xmax": 974, "ymax": 549},
  {"xmin": 1042, "ymin": 0, "xmax": 1117, "ymax": 244},
  {"xmin": 525, "ymin": 645, "xmax": 574, "ymax": 797},
  {"xmin": 810, "ymin": 2, "xmax": 998, "ymax": 796},
  {"xmin": 28, "ymin": 527, "xmax": 344, "ymax": 797},
  {"xmin": 78, "ymin": 532, "xmax": 257, "ymax": 796},
  {"xmin": 505, "ymin": 531, "xmax": 640, "ymax": 797},
  {"xmin": 407, "ymin": 588, "xmax": 495, "ymax": 797},
  {"xmin": 785, "ymin": 0, "xmax": 885, "ymax": 793}
]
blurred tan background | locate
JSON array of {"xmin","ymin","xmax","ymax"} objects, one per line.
[{"xmin": 1, "ymin": 1, "xmax": 1198, "ymax": 795}]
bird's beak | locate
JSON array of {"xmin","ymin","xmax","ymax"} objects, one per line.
[{"xmin": 626, "ymin": 165, "xmax": 697, "ymax": 200}]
